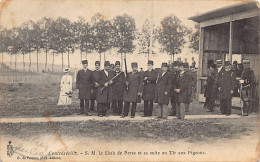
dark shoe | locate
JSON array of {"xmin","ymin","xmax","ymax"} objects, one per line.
[
  {"xmin": 131, "ymin": 116, "xmax": 135, "ymax": 118},
  {"xmin": 142, "ymin": 115, "xmax": 147, "ymax": 117},
  {"xmin": 120, "ymin": 115, "xmax": 125, "ymax": 118},
  {"xmin": 77, "ymin": 112, "xmax": 84, "ymax": 115},
  {"xmin": 243, "ymin": 113, "xmax": 248, "ymax": 116},
  {"xmin": 226, "ymin": 114, "xmax": 231, "ymax": 116},
  {"xmin": 206, "ymin": 109, "xmax": 212, "ymax": 112}
]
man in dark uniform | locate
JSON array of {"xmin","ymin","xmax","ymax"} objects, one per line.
[
  {"xmin": 175, "ymin": 63, "xmax": 192, "ymax": 120},
  {"xmin": 204, "ymin": 64, "xmax": 217, "ymax": 112},
  {"xmin": 217, "ymin": 61, "xmax": 236, "ymax": 115},
  {"xmin": 239, "ymin": 59, "xmax": 256, "ymax": 116},
  {"xmin": 231, "ymin": 61, "xmax": 240, "ymax": 97},
  {"xmin": 169, "ymin": 61, "xmax": 180, "ymax": 116},
  {"xmin": 237, "ymin": 63, "xmax": 243, "ymax": 77},
  {"xmin": 111, "ymin": 61, "xmax": 125, "ymax": 115},
  {"xmin": 154, "ymin": 63, "xmax": 172, "ymax": 119},
  {"xmin": 207, "ymin": 59, "xmax": 225, "ymax": 112},
  {"xmin": 183, "ymin": 63, "xmax": 193, "ymax": 113},
  {"xmin": 76, "ymin": 60, "xmax": 93, "ymax": 115},
  {"xmin": 142, "ymin": 60, "xmax": 157, "ymax": 117},
  {"xmin": 90, "ymin": 61, "xmax": 101, "ymax": 111},
  {"xmin": 96, "ymin": 61, "xmax": 116, "ymax": 117},
  {"xmin": 122, "ymin": 62, "xmax": 143, "ymax": 118}
]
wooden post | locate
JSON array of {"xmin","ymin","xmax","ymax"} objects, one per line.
[
  {"xmin": 197, "ymin": 26, "xmax": 204, "ymax": 101},
  {"xmin": 229, "ymin": 21, "xmax": 233, "ymax": 63}
]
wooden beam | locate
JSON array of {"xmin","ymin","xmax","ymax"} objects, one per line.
[
  {"xmin": 229, "ymin": 21, "xmax": 233, "ymax": 63},
  {"xmin": 197, "ymin": 27, "xmax": 204, "ymax": 101},
  {"xmin": 200, "ymin": 9, "xmax": 259, "ymax": 28}
]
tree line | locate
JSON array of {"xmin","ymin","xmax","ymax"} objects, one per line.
[{"xmin": 0, "ymin": 13, "xmax": 199, "ymax": 72}]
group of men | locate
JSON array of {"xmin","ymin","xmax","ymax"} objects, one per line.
[
  {"xmin": 204, "ymin": 59, "xmax": 257, "ymax": 116},
  {"xmin": 76, "ymin": 59, "xmax": 195, "ymax": 119}
]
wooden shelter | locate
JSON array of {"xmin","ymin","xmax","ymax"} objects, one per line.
[{"xmin": 189, "ymin": 1, "xmax": 259, "ymax": 102}]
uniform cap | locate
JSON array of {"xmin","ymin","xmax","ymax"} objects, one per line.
[
  {"xmin": 131, "ymin": 62, "xmax": 138, "ymax": 67},
  {"xmin": 148, "ymin": 60, "xmax": 154, "ymax": 65},
  {"xmin": 224, "ymin": 61, "xmax": 231, "ymax": 66},
  {"xmin": 161, "ymin": 62, "xmax": 168, "ymax": 67},
  {"xmin": 95, "ymin": 61, "xmax": 100, "ymax": 66},
  {"xmin": 82, "ymin": 60, "xmax": 88, "ymax": 64},
  {"xmin": 115, "ymin": 61, "xmax": 120, "ymax": 66},
  {"xmin": 104, "ymin": 61, "xmax": 110, "ymax": 66}
]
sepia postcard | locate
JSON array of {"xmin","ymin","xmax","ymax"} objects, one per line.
[{"xmin": 0, "ymin": 0, "xmax": 259, "ymax": 161}]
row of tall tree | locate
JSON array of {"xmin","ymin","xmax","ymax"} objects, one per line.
[{"xmin": 0, "ymin": 13, "xmax": 199, "ymax": 71}]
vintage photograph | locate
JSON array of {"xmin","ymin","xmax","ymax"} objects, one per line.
[{"xmin": 0, "ymin": 0, "xmax": 259, "ymax": 161}]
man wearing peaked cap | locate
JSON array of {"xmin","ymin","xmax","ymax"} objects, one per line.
[
  {"xmin": 169, "ymin": 61, "xmax": 180, "ymax": 116},
  {"xmin": 90, "ymin": 61, "xmax": 101, "ymax": 112},
  {"xmin": 96, "ymin": 61, "xmax": 116, "ymax": 116},
  {"xmin": 154, "ymin": 62, "xmax": 172, "ymax": 119},
  {"xmin": 112, "ymin": 61, "xmax": 125, "ymax": 115},
  {"xmin": 76, "ymin": 60, "xmax": 92, "ymax": 115},
  {"xmin": 240, "ymin": 59, "xmax": 257, "ymax": 116},
  {"xmin": 122, "ymin": 62, "xmax": 143, "ymax": 118},
  {"xmin": 216, "ymin": 60, "xmax": 236, "ymax": 116},
  {"xmin": 142, "ymin": 60, "xmax": 157, "ymax": 117}
]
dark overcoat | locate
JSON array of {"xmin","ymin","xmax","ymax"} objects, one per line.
[
  {"xmin": 176, "ymin": 71, "xmax": 192, "ymax": 104},
  {"xmin": 170, "ymin": 70, "xmax": 179, "ymax": 98},
  {"xmin": 154, "ymin": 71, "xmax": 172, "ymax": 105},
  {"xmin": 96, "ymin": 70, "xmax": 115, "ymax": 103},
  {"xmin": 204, "ymin": 73, "xmax": 216, "ymax": 98},
  {"xmin": 124, "ymin": 71, "xmax": 143, "ymax": 103},
  {"xmin": 76, "ymin": 69, "xmax": 93, "ymax": 100},
  {"xmin": 217, "ymin": 70, "xmax": 236, "ymax": 99},
  {"xmin": 142, "ymin": 69, "xmax": 157, "ymax": 100},
  {"xmin": 91, "ymin": 70, "xmax": 101, "ymax": 100},
  {"xmin": 112, "ymin": 71, "xmax": 126, "ymax": 101}
]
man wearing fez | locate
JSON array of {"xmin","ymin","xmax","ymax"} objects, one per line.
[
  {"xmin": 142, "ymin": 60, "xmax": 157, "ymax": 117},
  {"xmin": 122, "ymin": 62, "xmax": 143, "ymax": 118},
  {"xmin": 216, "ymin": 61, "xmax": 236, "ymax": 115},
  {"xmin": 169, "ymin": 61, "xmax": 180, "ymax": 116},
  {"xmin": 175, "ymin": 62, "xmax": 192, "ymax": 120},
  {"xmin": 90, "ymin": 61, "xmax": 101, "ymax": 111},
  {"xmin": 111, "ymin": 61, "xmax": 125, "ymax": 115},
  {"xmin": 76, "ymin": 60, "xmax": 93, "ymax": 115},
  {"xmin": 239, "ymin": 59, "xmax": 256, "ymax": 116},
  {"xmin": 154, "ymin": 63, "xmax": 172, "ymax": 119},
  {"xmin": 96, "ymin": 61, "xmax": 115, "ymax": 117}
]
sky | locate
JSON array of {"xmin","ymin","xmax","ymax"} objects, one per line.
[{"xmin": 0, "ymin": 0, "xmax": 245, "ymax": 70}]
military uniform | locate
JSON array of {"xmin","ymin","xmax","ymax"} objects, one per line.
[
  {"xmin": 96, "ymin": 61, "xmax": 116, "ymax": 116},
  {"xmin": 217, "ymin": 61, "xmax": 236, "ymax": 115},
  {"xmin": 204, "ymin": 64, "xmax": 217, "ymax": 111},
  {"xmin": 170, "ymin": 61, "xmax": 180, "ymax": 116},
  {"xmin": 240, "ymin": 60, "xmax": 257, "ymax": 115},
  {"xmin": 76, "ymin": 60, "xmax": 93, "ymax": 115},
  {"xmin": 90, "ymin": 61, "xmax": 101, "ymax": 111},
  {"xmin": 122, "ymin": 62, "xmax": 143, "ymax": 117},
  {"xmin": 142, "ymin": 60, "xmax": 157, "ymax": 117},
  {"xmin": 154, "ymin": 63, "xmax": 172, "ymax": 119}
]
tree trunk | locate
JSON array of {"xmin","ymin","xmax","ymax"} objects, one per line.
[
  {"xmin": 1, "ymin": 52, "xmax": 3, "ymax": 70},
  {"xmin": 99, "ymin": 53, "xmax": 101, "ymax": 65},
  {"xmin": 15, "ymin": 54, "xmax": 17, "ymax": 71},
  {"xmin": 52, "ymin": 52, "xmax": 54, "ymax": 72},
  {"xmin": 62, "ymin": 52, "xmax": 64, "ymax": 71},
  {"xmin": 29, "ymin": 52, "xmax": 31, "ymax": 72},
  {"xmin": 36, "ymin": 48, "xmax": 39, "ymax": 72},
  {"xmin": 80, "ymin": 51, "xmax": 82, "ymax": 61},
  {"xmin": 67, "ymin": 47, "xmax": 70, "ymax": 68},
  {"xmin": 23, "ymin": 54, "xmax": 25, "ymax": 71},
  {"xmin": 121, "ymin": 53, "xmax": 123, "ymax": 69},
  {"xmin": 45, "ymin": 47, "xmax": 48, "ymax": 72},
  {"xmin": 10, "ymin": 54, "xmax": 12, "ymax": 70}
]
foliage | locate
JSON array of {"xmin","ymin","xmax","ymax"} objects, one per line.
[
  {"xmin": 158, "ymin": 14, "xmax": 188, "ymax": 56},
  {"xmin": 189, "ymin": 23, "xmax": 200, "ymax": 53}
]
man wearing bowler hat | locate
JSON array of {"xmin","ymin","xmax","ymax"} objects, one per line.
[
  {"xmin": 111, "ymin": 61, "xmax": 125, "ymax": 115},
  {"xmin": 90, "ymin": 61, "xmax": 101, "ymax": 111},
  {"xmin": 122, "ymin": 62, "xmax": 143, "ymax": 118},
  {"xmin": 76, "ymin": 60, "xmax": 93, "ymax": 115},
  {"xmin": 96, "ymin": 61, "xmax": 116, "ymax": 117},
  {"xmin": 216, "ymin": 61, "xmax": 236, "ymax": 115},
  {"xmin": 154, "ymin": 63, "xmax": 172, "ymax": 119},
  {"xmin": 142, "ymin": 60, "xmax": 157, "ymax": 117}
]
